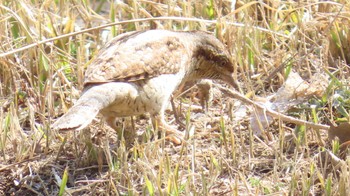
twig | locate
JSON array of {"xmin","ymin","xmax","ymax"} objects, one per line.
[
  {"xmin": 0, "ymin": 16, "xmax": 289, "ymax": 58},
  {"xmin": 214, "ymin": 84, "xmax": 330, "ymax": 131},
  {"xmin": 0, "ymin": 156, "xmax": 41, "ymax": 172}
]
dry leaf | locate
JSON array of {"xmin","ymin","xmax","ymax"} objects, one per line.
[{"xmin": 251, "ymin": 71, "xmax": 329, "ymax": 135}]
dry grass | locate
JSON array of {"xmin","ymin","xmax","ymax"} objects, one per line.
[{"xmin": 1, "ymin": 0, "xmax": 350, "ymax": 195}]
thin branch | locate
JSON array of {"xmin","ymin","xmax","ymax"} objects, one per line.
[
  {"xmin": 0, "ymin": 16, "xmax": 289, "ymax": 58},
  {"xmin": 214, "ymin": 84, "xmax": 330, "ymax": 131}
]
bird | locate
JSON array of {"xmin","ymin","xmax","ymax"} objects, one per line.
[{"xmin": 52, "ymin": 29, "xmax": 238, "ymax": 144}]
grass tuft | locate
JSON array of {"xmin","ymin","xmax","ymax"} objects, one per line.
[{"xmin": 2, "ymin": 0, "xmax": 350, "ymax": 195}]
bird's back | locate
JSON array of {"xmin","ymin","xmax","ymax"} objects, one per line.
[{"xmin": 84, "ymin": 30, "xmax": 196, "ymax": 86}]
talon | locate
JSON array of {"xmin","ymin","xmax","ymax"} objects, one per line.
[
  {"xmin": 165, "ymin": 135, "xmax": 182, "ymax": 145},
  {"xmin": 161, "ymin": 124, "xmax": 185, "ymax": 145}
]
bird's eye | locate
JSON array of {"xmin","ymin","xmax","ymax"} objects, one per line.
[{"xmin": 220, "ymin": 59, "xmax": 228, "ymax": 67}]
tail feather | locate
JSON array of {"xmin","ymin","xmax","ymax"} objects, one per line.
[
  {"xmin": 52, "ymin": 103, "xmax": 100, "ymax": 130},
  {"xmin": 52, "ymin": 83, "xmax": 121, "ymax": 130}
]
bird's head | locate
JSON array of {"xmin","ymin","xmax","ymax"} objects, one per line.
[{"xmin": 190, "ymin": 32, "xmax": 238, "ymax": 89}]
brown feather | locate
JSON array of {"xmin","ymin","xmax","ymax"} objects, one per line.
[{"xmin": 84, "ymin": 31, "xmax": 188, "ymax": 85}]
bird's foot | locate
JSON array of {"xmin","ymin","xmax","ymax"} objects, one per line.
[{"xmin": 156, "ymin": 121, "xmax": 185, "ymax": 145}]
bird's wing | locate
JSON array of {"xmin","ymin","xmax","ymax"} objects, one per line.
[{"xmin": 84, "ymin": 30, "xmax": 188, "ymax": 85}]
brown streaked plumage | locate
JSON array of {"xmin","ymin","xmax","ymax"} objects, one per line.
[{"xmin": 52, "ymin": 30, "xmax": 237, "ymax": 144}]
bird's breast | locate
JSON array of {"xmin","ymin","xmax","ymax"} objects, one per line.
[{"xmin": 99, "ymin": 73, "xmax": 184, "ymax": 118}]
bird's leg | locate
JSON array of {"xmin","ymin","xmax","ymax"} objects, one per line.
[
  {"xmin": 152, "ymin": 113, "xmax": 184, "ymax": 145},
  {"xmin": 170, "ymin": 95, "xmax": 186, "ymax": 129},
  {"xmin": 105, "ymin": 116, "xmax": 118, "ymax": 130},
  {"xmin": 105, "ymin": 116, "xmax": 137, "ymax": 145}
]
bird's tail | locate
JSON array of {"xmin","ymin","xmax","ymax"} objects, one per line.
[
  {"xmin": 52, "ymin": 101, "xmax": 100, "ymax": 130},
  {"xmin": 52, "ymin": 83, "xmax": 117, "ymax": 130}
]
